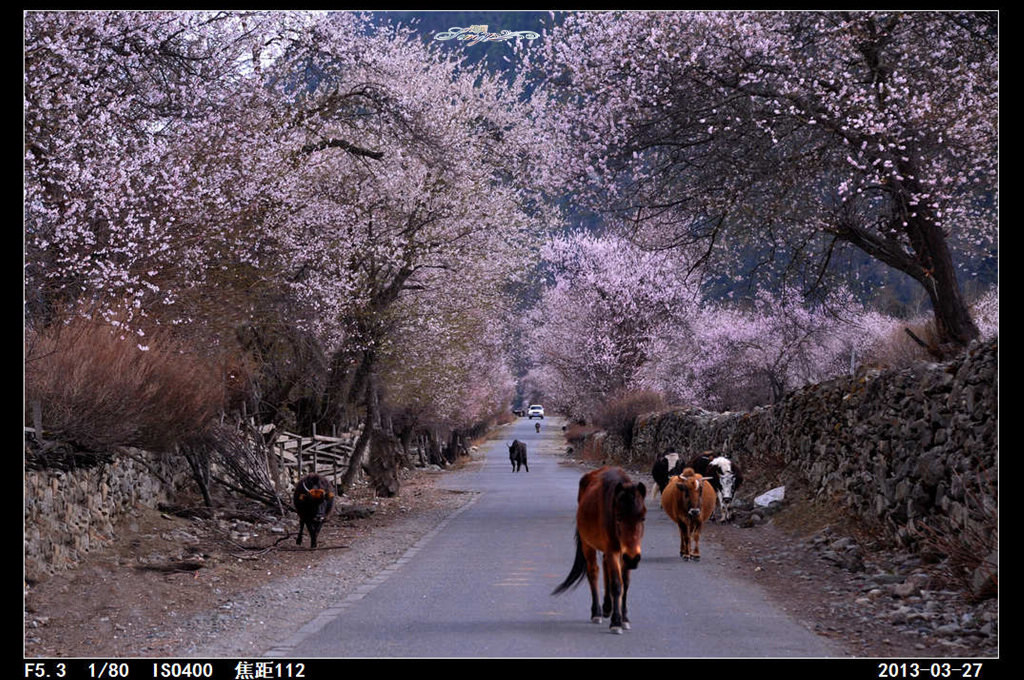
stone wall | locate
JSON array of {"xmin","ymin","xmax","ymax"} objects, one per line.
[
  {"xmin": 24, "ymin": 449, "xmax": 192, "ymax": 581},
  {"xmin": 609, "ymin": 338, "xmax": 998, "ymax": 550}
]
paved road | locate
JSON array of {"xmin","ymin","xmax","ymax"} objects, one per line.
[{"xmin": 269, "ymin": 417, "xmax": 841, "ymax": 658}]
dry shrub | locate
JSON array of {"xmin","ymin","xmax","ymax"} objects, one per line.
[
  {"xmin": 25, "ymin": 317, "xmax": 228, "ymax": 454},
  {"xmin": 912, "ymin": 468, "xmax": 998, "ymax": 601},
  {"xmin": 564, "ymin": 422, "xmax": 600, "ymax": 449},
  {"xmin": 862, "ymin": 318, "xmax": 934, "ymax": 369},
  {"xmin": 592, "ymin": 389, "xmax": 667, "ymax": 449}
]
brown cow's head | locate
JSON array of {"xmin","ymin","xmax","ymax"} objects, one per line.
[
  {"xmin": 613, "ymin": 481, "xmax": 647, "ymax": 569},
  {"xmin": 674, "ymin": 469, "xmax": 706, "ymax": 519}
]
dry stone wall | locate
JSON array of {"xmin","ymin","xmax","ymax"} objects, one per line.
[
  {"xmin": 24, "ymin": 449, "xmax": 191, "ymax": 581},
  {"xmin": 620, "ymin": 339, "xmax": 998, "ymax": 550}
]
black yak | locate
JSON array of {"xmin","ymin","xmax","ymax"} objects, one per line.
[
  {"xmin": 294, "ymin": 473, "xmax": 335, "ymax": 549},
  {"xmin": 508, "ymin": 439, "xmax": 529, "ymax": 472}
]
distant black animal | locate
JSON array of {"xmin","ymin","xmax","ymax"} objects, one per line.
[
  {"xmin": 293, "ymin": 474, "xmax": 335, "ymax": 549},
  {"xmin": 508, "ymin": 439, "xmax": 529, "ymax": 472},
  {"xmin": 651, "ymin": 451, "xmax": 684, "ymax": 496},
  {"xmin": 688, "ymin": 452, "xmax": 744, "ymax": 521},
  {"xmin": 535, "ymin": 422, "xmax": 541, "ymax": 433}
]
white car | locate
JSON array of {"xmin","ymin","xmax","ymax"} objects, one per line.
[{"xmin": 527, "ymin": 404, "xmax": 544, "ymax": 419}]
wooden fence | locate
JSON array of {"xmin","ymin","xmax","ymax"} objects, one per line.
[{"xmin": 267, "ymin": 426, "xmax": 357, "ymax": 487}]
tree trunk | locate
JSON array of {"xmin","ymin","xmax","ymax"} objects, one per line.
[
  {"xmin": 443, "ymin": 430, "xmax": 468, "ymax": 464},
  {"xmin": 417, "ymin": 431, "xmax": 428, "ymax": 466},
  {"xmin": 339, "ymin": 362, "xmax": 378, "ymax": 497},
  {"xmin": 426, "ymin": 430, "xmax": 445, "ymax": 467},
  {"xmin": 398, "ymin": 424, "xmax": 414, "ymax": 463},
  {"xmin": 890, "ymin": 160, "xmax": 981, "ymax": 355},
  {"xmin": 366, "ymin": 431, "xmax": 402, "ymax": 497},
  {"xmin": 843, "ymin": 213, "xmax": 979, "ymax": 356},
  {"xmin": 910, "ymin": 216, "xmax": 981, "ymax": 353},
  {"xmin": 767, "ymin": 371, "xmax": 785, "ymax": 405}
]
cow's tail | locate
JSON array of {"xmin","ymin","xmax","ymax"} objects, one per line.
[{"xmin": 551, "ymin": 530, "xmax": 588, "ymax": 595}]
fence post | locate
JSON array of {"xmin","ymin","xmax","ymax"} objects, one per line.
[
  {"xmin": 32, "ymin": 400, "xmax": 43, "ymax": 440},
  {"xmin": 312, "ymin": 423, "xmax": 319, "ymax": 476}
]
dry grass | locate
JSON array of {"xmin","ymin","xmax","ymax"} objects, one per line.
[
  {"xmin": 563, "ymin": 421, "xmax": 600, "ymax": 441},
  {"xmin": 861, "ymin": 319, "xmax": 934, "ymax": 369},
  {"xmin": 911, "ymin": 467, "xmax": 998, "ymax": 601},
  {"xmin": 592, "ymin": 389, "xmax": 667, "ymax": 449},
  {"xmin": 25, "ymin": 317, "xmax": 228, "ymax": 454}
]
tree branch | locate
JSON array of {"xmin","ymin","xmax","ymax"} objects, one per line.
[{"xmin": 300, "ymin": 138, "xmax": 384, "ymax": 160}]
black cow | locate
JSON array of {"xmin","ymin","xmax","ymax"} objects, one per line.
[
  {"xmin": 651, "ymin": 450, "xmax": 684, "ymax": 496},
  {"xmin": 508, "ymin": 439, "xmax": 529, "ymax": 472},
  {"xmin": 294, "ymin": 473, "xmax": 335, "ymax": 549},
  {"xmin": 688, "ymin": 452, "xmax": 744, "ymax": 521}
]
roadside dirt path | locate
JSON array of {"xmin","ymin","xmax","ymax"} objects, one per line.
[{"xmin": 24, "ymin": 465, "xmax": 475, "ymax": 658}]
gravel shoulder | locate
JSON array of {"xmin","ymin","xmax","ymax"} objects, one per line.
[
  {"xmin": 24, "ymin": 464, "xmax": 479, "ymax": 659},
  {"xmin": 24, "ymin": 452, "xmax": 997, "ymax": 659}
]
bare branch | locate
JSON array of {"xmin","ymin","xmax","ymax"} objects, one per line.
[{"xmin": 300, "ymin": 138, "xmax": 384, "ymax": 160}]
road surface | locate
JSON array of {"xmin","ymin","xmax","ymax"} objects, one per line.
[{"xmin": 268, "ymin": 417, "xmax": 841, "ymax": 658}]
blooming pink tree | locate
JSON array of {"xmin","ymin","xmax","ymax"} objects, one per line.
[
  {"xmin": 25, "ymin": 11, "xmax": 546, "ymax": 479},
  {"xmin": 970, "ymin": 288, "xmax": 998, "ymax": 341},
  {"xmin": 526, "ymin": 230, "xmax": 915, "ymax": 413},
  {"xmin": 247, "ymin": 14, "xmax": 545, "ymax": 350},
  {"xmin": 529, "ymin": 11, "xmax": 997, "ymax": 355},
  {"xmin": 524, "ymin": 231, "xmax": 699, "ymax": 418},
  {"xmin": 240, "ymin": 14, "xmax": 547, "ymax": 475},
  {"xmin": 640, "ymin": 286, "xmax": 889, "ymax": 410},
  {"xmin": 24, "ymin": 11, "xmax": 300, "ymax": 333},
  {"xmin": 25, "ymin": 10, "xmax": 544, "ymax": 335},
  {"xmin": 379, "ymin": 282, "xmax": 518, "ymax": 437}
]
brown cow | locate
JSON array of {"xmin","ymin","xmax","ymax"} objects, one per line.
[{"xmin": 660, "ymin": 468, "xmax": 716, "ymax": 560}]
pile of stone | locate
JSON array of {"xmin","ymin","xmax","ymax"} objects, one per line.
[{"xmin": 804, "ymin": 527, "xmax": 998, "ymax": 655}]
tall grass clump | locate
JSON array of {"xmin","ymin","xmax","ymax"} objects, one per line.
[
  {"xmin": 592, "ymin": 389, "xmax": 667, "ymax": 450},
  {"xmin": 25, "ymin": 318, "xmax": 228, "ymax": 454}
]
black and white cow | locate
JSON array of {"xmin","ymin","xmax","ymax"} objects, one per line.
[
  {"xmin": 651, "ymin": 450, "xmax": 685, "ymax": 496},
  {"xmin": 688, "ymin": 452, "xmax": 744, "ymax": 521}
]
